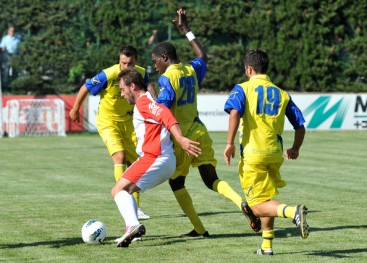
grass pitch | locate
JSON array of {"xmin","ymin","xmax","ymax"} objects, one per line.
[{"xmin": 0, "ymin": 131, "xmax": 366, "ymax": 262}]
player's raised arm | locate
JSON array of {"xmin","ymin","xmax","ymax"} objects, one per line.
[{"xmin": 172, "ymin": 9, "xmax": 207, "ymax": 63}]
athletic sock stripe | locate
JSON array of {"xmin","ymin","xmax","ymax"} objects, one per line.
[
  {"xmin": 263, "ymin": 237, "xmax": 273, "ymax": 240},
  {"xmin": 282, "ymin": 205, "xmax": 288, "ymax": 218}
]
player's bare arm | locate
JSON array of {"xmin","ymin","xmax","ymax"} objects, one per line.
[
  {"xmin": 172, "ymin": 9, "xmax": 208, "ymax": 63},
  {"xmin": 169, "ymin": 124, "xmax": 201, "ymax": 157},
  {"xmin": 147, "ymin": 83, "xmax": 158, "ymax": 100},
  {"xmin": 70, "ymin": 85, "xmax": 89, "ymax": 122},
  {"xmin": 224, "ymin": 109, "xmax": 241, "ymax": 166},
  {"xmin": 285, "ymin": 125, "xmax": 305, "ymax": 160}
]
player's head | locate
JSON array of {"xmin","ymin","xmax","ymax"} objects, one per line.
[
  {"xmin": 119, "ymin": 45, "xmax": 138, "ymax": 70},
  {"xmin": 117, "ymin": 68, "xmax": 146, "ymax": 104},
  {"xmin": 152, "ymin": 42, "xmax": 177, "ymax": 74},
  {"xmin": 244, "ymin": 49, "xmax": 269, "ymax": 76},
  {"xmin": 7, "ymin": 25, "xmax": 15, "ymax": 36}
]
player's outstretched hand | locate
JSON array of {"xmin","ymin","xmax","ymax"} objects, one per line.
[
  {"xmin": 172, "ymin": 9, "xmax": 189, "ymax": 34},
  {"xmin": 69, "ymin": 108, "xmax": 80, "ymax": 122},
  {"xmin": 224, "ymin": 144, "xmax": 236, "ymax": 166},
  {"xmin": 179, "ymin": 137, "xmax": 201, "ymax": 157},
  {"xmin": 169, "ymin": 124, "xmax": 200, "ymax": 156}
]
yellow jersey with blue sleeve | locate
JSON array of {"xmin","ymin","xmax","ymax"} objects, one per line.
[
  {"xmin": 224, "ymin": 74, "xmax": 305, "ymax": 163},
  {"xmin": 156, "ymin": 58, "xmax": 217, "ymax": 177},
  {"xmin": 85, "ymin": 64, "xmax": 148, "ymax": 122},
  {"xmin": 156, "ymin": 58, "xmax": 207, "ymax": 135}
]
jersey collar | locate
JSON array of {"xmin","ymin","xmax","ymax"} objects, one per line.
[
  {"xmin": 249, "ymin": 74, "xmax": 270, "ymax": 81},
  {"xmin": 166, "ymin": 63, "xmax": 182, "ymax": 72}
]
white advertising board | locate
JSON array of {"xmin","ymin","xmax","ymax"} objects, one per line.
[
  {"xmin": 88, "ymin": 95, "xmax": 99, "ymax": 132},
  {"xmin": 88, "ymin": 94, "xmax": 367, "ymax": 132}
]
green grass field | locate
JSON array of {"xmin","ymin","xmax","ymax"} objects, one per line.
[{"xmin": 0, "ymin": 131, "xmax": 366, "ymax": 263}]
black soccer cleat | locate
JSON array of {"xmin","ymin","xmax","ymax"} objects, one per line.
[
  {"xmin": 241, "ymin": 202, "xmax": 261, "ymax": 232},
  {"xmin": 180, "ymin": 229, "xmax": 210, "ymax": 238}
]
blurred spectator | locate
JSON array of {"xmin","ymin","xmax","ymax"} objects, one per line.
[
  {"xmin": 1, "ymin": 26, "xmax": 21, "ymax": 55},
  {"xmin": 1, "ymin": 25, "xmax": 22, "ymax": 91}
]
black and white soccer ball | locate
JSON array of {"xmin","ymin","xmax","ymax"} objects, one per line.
[{"xmin": 81, "ymin": 220, "xmax": 107, "ymax": 244}]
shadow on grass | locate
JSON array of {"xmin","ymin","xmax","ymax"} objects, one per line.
[
  {"xmin": 306, "ymin": 248, "xmax": 367, "ymax": 259},
  {"xmin": 275, "ymin": 224, "xmax": 367, "ymax": 238},
  {"xmin": 113, "ymin": 233, "xmax": 250, "ymax": 247},
  {"xmin": 107, "ymin": 235, "xmax": 190, "ymax": 247},
  {"xmin": 150, "ymin": 210, "xmax": 240, "ymax": 219},
  {"xmin": 0, "ymin": 238, "xmax": 83, "ymax": 249},
  {"xmin": 3, "ymin": 222, "xmax": 364, "ymax": 251},
  {"xmin": 280, "ymin": 248, "xmax": 367, "ymax": 259}
]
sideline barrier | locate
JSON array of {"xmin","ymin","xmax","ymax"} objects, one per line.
[
  {"xmin": 1, "ymin": 95, "xmax": 83, "ymax": 133},
  {"xmin": 88, "ymin": 93, "xmax": 367, "ymax": 132}
]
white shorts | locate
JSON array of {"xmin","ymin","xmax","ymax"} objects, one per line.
[{"xmin": 123, "ymin": 153, "xmax": 176, "ymax": 192}]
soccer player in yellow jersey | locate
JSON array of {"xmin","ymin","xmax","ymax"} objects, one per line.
[
  {"xmin": 70, "ymin": 45, "xmax": 151, "ymax": 221},
  {"xmin": 224, "ymin": 49, "xmax": 309, "ymax": 255},
  {"xmin": 151, "ymin": 9, "xmax": 260, "ymax": 237}
]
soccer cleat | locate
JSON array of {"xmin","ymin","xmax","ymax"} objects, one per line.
[
  {"xmin": 137, "ymin": 208, "xmax": 150, "ymax": 220},
  {"xmin": 180, "ymin": 230, "xmax": 210, "ymax": 238},
  {"xmin": 254, "ymin": 248, "xmax": 274, "ymax": 255},
  {"xmin": 131, "ymin": 237, "xmax": 142, "ymax": 242},
  {"xmin": 292, "ymin": 205, "xmax": 310, "ymax": 239},
  {"xmin": 115, "ymin": 224, "xmax": 146, "ymax": 248},
  {"xmin": 241, "ymin": 202, "xmax": 261, "ymax": 232}
]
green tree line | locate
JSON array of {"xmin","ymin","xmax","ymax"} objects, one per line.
[{"xmin": 0, "ymin": 0, "xmax": 366, "ymax": 95}]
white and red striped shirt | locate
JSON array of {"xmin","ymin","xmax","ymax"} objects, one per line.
[{"xmin": 133, "ymin": 92, "xmax": 178, "ymax": 157}]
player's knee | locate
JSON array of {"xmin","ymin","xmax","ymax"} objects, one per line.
[
  {"xmin": 251, "ymin": 205, "xmax": 261, "ymax": 217},
  {"xmin": 112, "ymin": 151, "xmax": 125, "ymax": 163},
  {"xmin": 169, "ymin": 176, "xmax": 185, "ymax": 191},
  {"xmin": 198, "ymin": 164, "xmax": 218, "ymax": 190}
]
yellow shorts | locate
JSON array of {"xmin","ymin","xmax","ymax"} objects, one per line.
[
  {"xmin": 96, "ymin": 115, "xmax": 138, "ymax": 164},
  {"xmin": 170, "ymin": 120, "xmax": 217, "ymax": 180},
  {"xmin": 239, "ymin": 160, "xmax": 286, "ymax": 206}
]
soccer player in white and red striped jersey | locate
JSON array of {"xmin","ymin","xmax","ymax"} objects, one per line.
[{"xmin": 112, "ymin": 68, "xmax": 201, "ymax": 248}]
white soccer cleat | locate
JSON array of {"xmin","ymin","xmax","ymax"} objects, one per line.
[
  {"xmin": 116, "ymin": 224, "xmax": 146, "ymax": 248},
  {"xmin": 293, "ymin": 205, "xmax": 310, "ymax": 239},
  {"xmin": 137, "ymin": 208, "xmax": 150, "ymax": 220},
  {"xmin": 132, "ymin": 237, "xmax": 142, "ymax": 242}
]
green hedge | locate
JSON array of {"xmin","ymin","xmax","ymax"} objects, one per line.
[{"xmin": 1, "ymin": 0, "xmax": 366, "ymax": 94}]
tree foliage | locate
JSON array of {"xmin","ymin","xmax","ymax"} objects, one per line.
[{"xmin": 0, "ymin": 0, "xmax": 366, "ymax": 94}]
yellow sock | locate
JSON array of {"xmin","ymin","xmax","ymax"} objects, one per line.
[
  {"xmin": 213, "ymin": 179, "xmax": 243, "ymax": 210},
  {"xmin": 261, "ymin": 230, "xmax": 274, "ymax": 251},
  {"xmin": 277, "ymin": 204, "xmax": 296, "ymax": 219},
  {"xmin": 133, "ymin": 192, "xmax": 140, "ymax": 208},
  {"xmin": 174, "ymin": 188, "xmax": 206, "ymax": 234},
  {"xmin": 114, "ymin": 164, "xmax": 127, "ymax": 182}
]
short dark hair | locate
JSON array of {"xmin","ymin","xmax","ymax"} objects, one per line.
[
  {"xmin": 120, "ymin": 45, "xmax": 138, "ymax": 59},
  {"xmin": 117, "ymin": 68, "xmax": 145, "ymax": 90},
  {"xmin": 244, "ymin": 49, "xmax": 269, "ymax": 74},
  {"xmin": 152, "ymin": 42, "xmax": 177, "ymax": 60}
]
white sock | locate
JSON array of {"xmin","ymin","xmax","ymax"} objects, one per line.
[{"xmin": 114, "ymin": 190, "xmax": 139, "ymax": 227}]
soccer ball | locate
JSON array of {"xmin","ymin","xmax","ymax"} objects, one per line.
[{"xmin": 81, "ymin": 220, "xmax": 107, "ymax": 244}]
